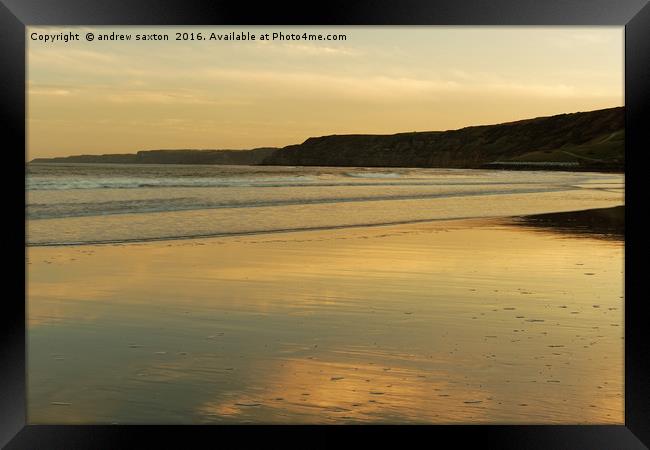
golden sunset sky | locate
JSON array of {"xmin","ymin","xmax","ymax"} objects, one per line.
[{"xmin": 27, "ymin": 26, "xmax": 623, "ymax": 158}]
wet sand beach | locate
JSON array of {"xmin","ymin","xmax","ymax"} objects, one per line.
[{"xmin": 27, "ymin": 207, "xmax": 624, "ymax": 424}]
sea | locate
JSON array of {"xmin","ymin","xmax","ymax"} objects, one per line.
[{"xmin": 26, "ymin": 163, "xmax": 624, "ymax": 246}]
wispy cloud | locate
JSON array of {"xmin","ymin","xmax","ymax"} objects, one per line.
[
  {"xmin": 266, "ymin": 42, "xmax": 361, "ymax": 56},
  {"xmin": 544, "ymin": 30, "xmax": 619, "ymax": 49}
]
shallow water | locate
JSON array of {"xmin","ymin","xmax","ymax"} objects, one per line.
[
  {"xmin": 26, "ymin": 164, "xmax": 623, "ymax": 245},
  {"xmin": 27, "ymin": 218, "xmax": 624, "ymax": 424}
]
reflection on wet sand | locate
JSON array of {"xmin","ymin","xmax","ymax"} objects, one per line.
[
  {"xmin": 512, "ymin": 205, "xmax": 624, "ymax": 240},
  {"xmin": 27, "ymin": 208, "xmax": 624, "ymax": 424}
]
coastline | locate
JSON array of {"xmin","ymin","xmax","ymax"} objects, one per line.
[
  {"xmin": 26, "ymin": 204, "xmax": 625, "ymax": 248},
  {"xmin": 27, "ymin": 161, "xmax": 625, "ymax": 174}
]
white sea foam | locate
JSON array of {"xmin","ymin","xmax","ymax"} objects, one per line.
[{"xmin": 344, "ymin": 172, "xmax": 403, "ymax": 179}]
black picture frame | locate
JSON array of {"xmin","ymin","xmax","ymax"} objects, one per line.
[{"xmin": 2, "ymin": 0, "xmax": 649, "ymax": 448}]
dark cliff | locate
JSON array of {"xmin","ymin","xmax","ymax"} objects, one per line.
[
  {"xmin": 262, "ymin": 107, "xmax": 624, "ymax": 171},
  {"xmin": 30, "ymin": 148, "xmax": 277, "ymax": 165},
  {"xmin": 134, "ymin": 148, "xmax": 277, "ymax": 164}
]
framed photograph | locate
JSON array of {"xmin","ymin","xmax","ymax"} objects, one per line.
[{"xmin": 2, "ymin": 0, "xmax": 649, "ymax": 448}]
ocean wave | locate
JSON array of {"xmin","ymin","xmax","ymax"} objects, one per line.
[
  {"xmin": 26, "ymin": 217, "xmax": 489, "ymax": 247},
  {"xmin": 26, "ymin": 187, "xmax": 571, "ymax": 220},
  {"xmin": 344, "ymin": 172, "xmax": 403, "ymax": 179},
  {"xmin": 26, "ymin": 177, "xmax": 564, "ymax": 191},
  {"xmin": 26, "ymin": 176, "xmax": 321, "ymax": 190}
]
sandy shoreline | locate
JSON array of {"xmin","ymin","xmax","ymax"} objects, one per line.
[
  {"xmin": 27, "ymin": 203, "xmax": 625, "ymax": 248},
  {"xmin": 27, "ymin": 207, "xmax": 624, "ymax": 424}
]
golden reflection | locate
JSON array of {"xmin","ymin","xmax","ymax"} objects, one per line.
[
  {"xmin": 27, "ymin": 218, "xmax": 623, "ymax": 423},
  {"xmin": 198, "ymin": 357, "xmax": 490, "ymax": 424}
]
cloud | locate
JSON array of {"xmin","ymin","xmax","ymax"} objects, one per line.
[
  {"xmin": 197, "ymin": 67, "xmax": 615, "ymax": 101},
  {"xmin": 28, "ymin": 81, "xmax": 252, "ymax": 106},
  {"xmin": 29, "ymin": 86, "xmax": 73, "ymax": 96},
  {"xmin": 544, "ymin": 29, "xmax": 621, "ymax": 49},
  {"xmin": 266, "ymin": 42, "xmax": 361, "ymax": 56}
]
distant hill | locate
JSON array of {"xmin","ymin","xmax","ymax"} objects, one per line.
[
  {"xmin": 30, "ymin": 147, "xmax": 277, "ymax": 165},
  {"xmin": 262, "ymin": 107, "xmax": 624, "ymax": 171},
  {"xmin": 30, "ymin": 107, "xmax": 624, "ymax": 171}
]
